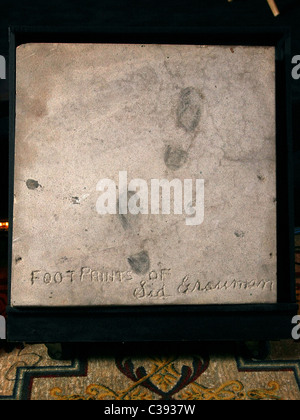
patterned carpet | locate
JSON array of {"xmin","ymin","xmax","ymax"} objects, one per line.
[{"xmin": 0, "ymin": 238, "xmax": 299, "ymax": 400}]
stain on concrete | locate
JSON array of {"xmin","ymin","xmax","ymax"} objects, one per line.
[
  {"xmin": 26, "ymin": 179, "xmax": 40, "ymax": 190},
  {"xmin": 128, "ymin": 250, "xmax": 150, "ymax": 274},
  {"xmin": 71, "ymin": 197, "xmax": 80, "ymax": 204},
  {"xmin": 117, "ymin": 191, "xmax": 138, "ymax": 230},
  {"xmin": 177, "ymin": 87, "xmax": 201, "ymax": 132},
  {"xmin": 257, "ymin": 174, "xmax": 266, "ymax": 182},
  {"xmin": 164, "ymin": 145, "xmax": 188, "ymax": 170},
  {"xmin": 234, "ymin": 230, "xmax": 245, "ymax": 238}
]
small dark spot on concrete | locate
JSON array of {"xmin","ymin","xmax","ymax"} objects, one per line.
[
  {"xmin": 164, "ymin": 145, "xmax": 188, "ymax": 170},
  {"xmin": 71, "ymin": 197, "xmax": 80, "ymax": 204},
  {"xmin": 177, "ymin": 87, "xmax": 201, "ymax": 132},
  {"xmin": 26, "ymin": 179, "xmax": 40, "ymax": 190},
  {"xmin": 128, "ymin": 251, "xmax": 150, "ymax": 275},
  {"xmin": 257, "ymin": 174, "xmax": 265, "ymax": 182},
  {"xmin": 235, "ymin": 230, "xmax": 245, "ymax": 238},
  {"xmin": 273, "ymin": 197, "xmax": 277, "ymax": 203},
  {"xmin": 230, "ymin": 48, "xmax": 235, "ymax": 53},
  {"xmin": 269, "ymin": 253, "xmax": 273, "ymax": 258},
  {"xmin": 15, "ymin": 256, "xmax": 22, "ymax": 264}
]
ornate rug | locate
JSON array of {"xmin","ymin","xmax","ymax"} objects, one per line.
[
  {"xmin": 0, "ymin": 340, "xmax": 300, "ymax": 400},
  {"xmin": 0, "ymin": 239, "xmax": 299, "ymax": 401}
]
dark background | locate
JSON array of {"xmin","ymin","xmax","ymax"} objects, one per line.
[{"xmin": 0, "ymin": 0, "xmax": 299, "ymax": 227}]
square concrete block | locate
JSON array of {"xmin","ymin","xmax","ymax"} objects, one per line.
[{"xmin": 11, "ymin": 43, "xmax": 277, "ymax": 306}]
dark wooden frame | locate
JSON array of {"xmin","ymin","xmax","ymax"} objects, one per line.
[{"xmin": 6, "ymin": 26, "xmax": 297, "ymax": 343}]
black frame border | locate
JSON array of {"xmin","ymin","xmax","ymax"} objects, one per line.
[{"xmin": 6, "ymin": 25, "xmax": 297, "ymax": 343}]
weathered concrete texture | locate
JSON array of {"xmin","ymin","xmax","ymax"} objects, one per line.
[{"xmin": 11, "ymin": 43, "xmax": 277, "ymax": 306}]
